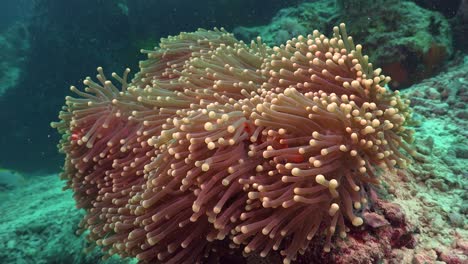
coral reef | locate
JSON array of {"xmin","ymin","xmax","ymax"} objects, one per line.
[
  {"xmin": 52, "ymin": 24, "xmax": 415, "ymax": 264},
  {"xmin": 2, "ymin": 49, "xmax": 465, "ymax": 264},
  {"xmin": 368, "ymin": 56, "xmax": 468, "ymax": 264},
  {"xmin": 0, "ymin": 169, "xmax": 26, "ymax": 191},
  {"xmin": 234, "ymin": 0, "xmax": 453, "ymax": 88},
  {"xmin": 0, "ymin": 174, "xmax": 135, "ymax": 264},
  {"xmin": 234, "ymin": 1, "xmax": 338, "ymax": 45},
  {"xmin": 340, "ymin": 0, "xmax": 453, "ymax": 88}
]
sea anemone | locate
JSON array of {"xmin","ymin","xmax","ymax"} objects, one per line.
[{"xmin": 52, "ymin": 24, "xmax": 415, "ymax": 264}]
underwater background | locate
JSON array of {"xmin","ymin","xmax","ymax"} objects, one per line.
[{"xmin": 0, "ymin": 0, "xmax": 466, "ymax": 263}]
